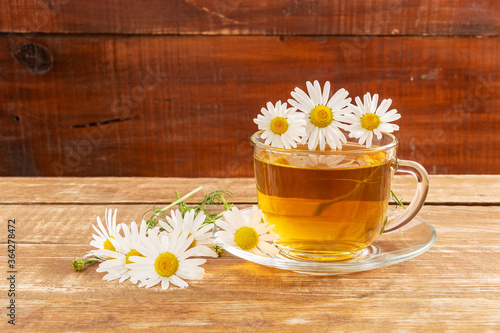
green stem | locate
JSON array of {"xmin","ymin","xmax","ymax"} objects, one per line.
[
  {"xmin": 162, "ymin": 186, "xmax": 203, "ymax": 212},
  {"xmin": 391, "ymin": 190, "xmax": 406, "ymax": 209},
  {"xmin": 149, "ymin": 186, "xmax": 204, "ymax": 223}
]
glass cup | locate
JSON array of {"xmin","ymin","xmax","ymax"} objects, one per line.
[{"xmin": 251, "ymin": 130, "xmax": 429, "ymax": 261}]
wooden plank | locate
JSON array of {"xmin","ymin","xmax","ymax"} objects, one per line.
[
  {"xmin": 0, "ymin": 205, "xmax": 499, "ymax": 331},
  {"xmin": 1, "ymin": 246, "xmax": 499, "ymax": 332},
  {"xmin": 0, "ymin": 176, "xmax": 498, "ymax": 204},
  {"xmin": 0, "ymin": 204, "xmax": 498, "ymax": 245},
  {"xmin": 1, "ymin": 36, "xmax": 499, "ymax": 176},
  {"xmin": 0, "ymin": 0, "xmax": 498, "ymax": 36}
]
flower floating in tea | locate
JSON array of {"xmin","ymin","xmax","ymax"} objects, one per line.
[
  {"xmin": 288, "ymin": 81, "xmax": 351, "ymax": 150},
  {"xmin": 126, "ymin": 232, "xmax": 207, "ymax": 290},
  {"xmin": 253, "ymin": 100, "xmax": 306, "ymax": 149},
  {"xmin": 302, "ymin": 155, "xmax": 357, "ymax": 169},
  {"xmin": 159, "ymin": 209, "xmax": 218, "ymax": 258},
  {"xmin": 343, "ymin": 92, "xmax": 401, "ymax": 148},
  {"xmin": 255, "ymin": 81, "xmax": 401, "ymax": 149},
  {"xmin": 214, "ymin": 206, "xmax": 279, "ymax": 256}
]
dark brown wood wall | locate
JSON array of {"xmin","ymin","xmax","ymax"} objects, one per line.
[{"xmin": 0, "ymin": 0, "xmax": 499, "ymax": 176}]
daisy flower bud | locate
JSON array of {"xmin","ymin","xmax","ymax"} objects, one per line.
[
  {"xmin": 72, "ymin": 258, "xmax": 85, "ymax": 271},
  {"xmin": 212, "ymin": 243, "xmax": 225, "ymax": 257}
]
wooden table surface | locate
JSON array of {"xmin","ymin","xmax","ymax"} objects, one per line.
[{"xmin": 1, "ymin": 176, "xmax": 499, "ymax": 332}]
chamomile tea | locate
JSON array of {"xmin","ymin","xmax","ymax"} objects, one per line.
[{"xmin": 253, "ymin": 143, "xmax": 395, "ymax": 261}]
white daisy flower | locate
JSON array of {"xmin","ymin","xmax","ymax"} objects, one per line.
[
  {"xmin": 214, "ymin": 206, "xmax": 279, "ymax": 256},
  {"xmin": 159, "ymin": 209, "xmax": 217, "ymax": 258},
  {"xmin": 93, "ymin": 220, "xmax": 153, "ymax": 283},
  {"xmin": 288, "ymin": 80, "xmax": 351, "ymax": 151},
  {"xmin": 253, "ymin": 100, "xmax": 306, "ymax": 149},
  {"xmin": 126, "ymin": 232, "xmax": 206, "ymax": 290},
  {"xmin": 90, "ymin": 208, "xmax": 122, "ymax": 252},
  {"xmin": 343, "ymin": 92, "xmax": 401, "ymax": 148}
]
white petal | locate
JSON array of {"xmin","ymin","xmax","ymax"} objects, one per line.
[
  {"xmin": 191, "ymin": 246, "xmax": 217, "ymax": 258},
  {"xmin": 259, "ymin": 233, "xmax": 279, "ymax": 241},
  {"xmin": 92, "ymin": 224, "xmax": 107, "ymax": 241},
  {"xmin": 170, "ymin": 275, "xmax": 189, "ymax": 288},
  {"xmin": 215, "ymin": 220, "xmax": 237, "ymax": 234},
  {"xmin": 94, "ymin": 249, "xmax": 125, "ymax": 259},
  {"xmin": 214, "ymin": 230, "xmax": 235, "ymax": 240},
  {"xmin": 308, "ymin": 127, "xmax": 319, "ymax": 150},
  {"xmin": 380, "ymin": 112, "xmax": 401, "ymax": 123},
  {"xmin": 257, "ymin": 241, "xmax": 279, "ymax": 256},
  {"xmin": 306, "ymin": 81, "xmax": 320, "ymax": 105},
  {"xmin": 327, "ymin": 88, "xmax": 348, "ymax": 109},
  {"xmin": 370, "ymin": 94, "xmax": 379, "ymax": 114},
  {"xmin": 158, "ymin": 220, "xmax": 174, "ymax": 234},
  {"xmin": 365, "ymin": 131, "xmax": 374, "ymax": 147},
  {"xmin": 293, "ymin": 87, "xmax": 315, "ymax": 109},
  {"xmin": 376, "ymin": 99, "xmax": 392, "ymax": 116},
  {"xmin": 321, "ymin": 81, "xmax": 330, "ymax": 105},
  {"xmin": 145, "ymin": 276, "xmax": 162, "ymax": 288},
  {"xmin": 135, "ymin": 238, "xmax": 159, "ymax": 258},
  {"xmin": 161, "ymin": 278, "xmax": 170, "ymax": 290},
  {"xmin": 319, "ymin": 129, "xmax": 326, "ymax": 150},
  {"xmin": 176, "ymin": 269, "xmax": 204, "ymax": 281},
  {"xmin": 358, "ymin": 130, "xmax": 370, "ymax": 145}
]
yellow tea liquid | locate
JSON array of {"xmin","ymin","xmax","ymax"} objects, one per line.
[{"xmin": 254, "ymin": 147, "xmax": 393, "ymax": 260}]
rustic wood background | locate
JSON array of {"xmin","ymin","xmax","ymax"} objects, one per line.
[
  {"xmin": 1, "ymin": 176, "xmax": 500, "ymax": 331},
  {"xmin": 0, "ymin": 0, "xmax": 499, "ymax": 176}
]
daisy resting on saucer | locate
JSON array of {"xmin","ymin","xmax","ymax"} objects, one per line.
[
  {"xmin": 126, "ymin": 232, "xmax": 206, "ymax": 290},
  {"xmin": 159, "ymin": 209, "xmax": 217, "ymax": 258},
  {"xmin": 253, "ymin": 100, "xmax": 306, "ymax": 149},
  {"xmin": 343, "ymin": 92, "xmax": 401, "ymax": 148},
  {"xmin": 214, "ymin": 206, "xmax": 278, "ymax": 256},
  {"xmin": 288, "ymin": 80, "xmax": 351, "ymax": 151}
]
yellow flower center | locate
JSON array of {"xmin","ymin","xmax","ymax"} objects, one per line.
[
  {"xmin": 103, "ymin": 236, "xmax": 115, "ymax": 251},
  {"xmin": 270, "ymin": 116, "xmax": 289, "ymax": 135},
  {"xmin": 310, "ymin": 105, "xmax": 333, "ymax": 128},
  {"xmin": 154, "ymin": 252, "xmax": 179, "ymax": 277},
  {"xmin": 188, "ymin": 233, "xmax": 197, "ymax": 250},
  {"xmin": 125, "ymin": 249, "xmax": 144, "ymax": 265},
  {"xmin": 361, "ymin": 113, "xmax": 381, "ymax": 131},
  {"xmin": 234, "ymin": 227, "xmax": 259, "ymax": 250}
]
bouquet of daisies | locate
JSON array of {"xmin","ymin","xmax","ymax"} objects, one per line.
[
  {"xmin": 254, "ymin": 80, "xmax": 401, "ymax": 150},
  {"xmin": 74, "ymin": 189, "xmax": 277, "ymax": 290}
]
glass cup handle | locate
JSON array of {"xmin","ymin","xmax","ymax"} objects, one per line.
[{"xmin": 383, "ymin": 159, "xmax": 430, "ymax": 233}]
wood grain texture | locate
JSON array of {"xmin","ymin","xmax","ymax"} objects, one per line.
[
  {"xmin": 0, "ymin": 176, "xmax": 498, "ymax": 204},
  {"xmin": 0, "ymin": 0, "xmax": 498, "ymax": 36},
  {"xmin": 0, "ymin": 203, "xmax": 498, "ymax": 245},
  {"xmin": 0, "ymin": 239, "xmax": 499, "ymax": 332},
  {"xmin": 0, "ymin": 174, "xmax": 499, "ymax": 332},
  {"xmin": 1, "ymin": 35, "xmax": 499, "ymax": 176}
]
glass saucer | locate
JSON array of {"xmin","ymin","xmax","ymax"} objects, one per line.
[{"xmin": 215, "ymin": 207, "xmax": 436, "ymax": 275}]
